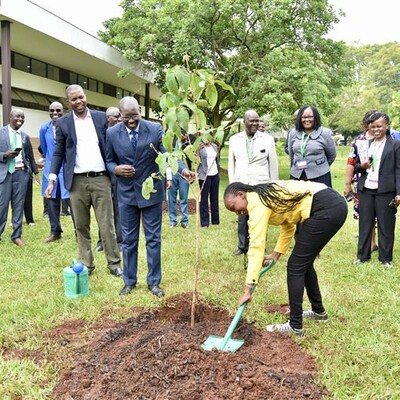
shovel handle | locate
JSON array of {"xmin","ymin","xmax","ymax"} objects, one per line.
[{"xmin": 220, "ymin": 260, "xmax": 275, "ymax": 349}]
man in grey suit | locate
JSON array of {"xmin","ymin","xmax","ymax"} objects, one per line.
[
  {"xmin": 106, "ymin": 96, "xmax": 192, "ymax": 296},
  {"xmin": 45, "ymin": 85, "xmax": 122, "ymax": 277},
  {"xmin": 0, "ymin": 109, "xmax": 39, "ymax": 246},
  {"xmin": 228, "ymin": 109, "xmax": 279, "ymax": 255}
]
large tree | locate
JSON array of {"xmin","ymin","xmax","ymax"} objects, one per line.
[
  {"xmin": 100, "ymin": 0, "xmax": 353, "ymax": 134},
  {"xmin": 329, "ymin": 42, "xmax": 400, "ymax": 138}
]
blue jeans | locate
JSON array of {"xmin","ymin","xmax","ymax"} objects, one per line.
[{"xmin": 167, "ymin": 174, "xmax": 189, "ymax": 225}]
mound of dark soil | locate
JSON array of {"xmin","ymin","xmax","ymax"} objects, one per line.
[{"xmin": 52, "ymin": 293, "xmax": 328, "ymax": 399}]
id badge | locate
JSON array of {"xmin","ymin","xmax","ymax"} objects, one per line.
[{"xmin": 297, "ymin": 160, "xmax": 307, "ymax": 169}]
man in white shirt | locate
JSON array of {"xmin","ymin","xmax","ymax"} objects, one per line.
[
  {"xmin": 45, "ymin": 85, "xmax": 122, "ymax": 277},
  {"xmin": 228, "ymin": 110, "xmax": 279, "ymax": 255}
]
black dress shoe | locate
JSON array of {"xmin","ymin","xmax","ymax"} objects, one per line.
[
  {"xmin": 148, "ymin": 285, "xmax": 165, "ymax": 297},
  {"xmin": 43, "ymin": 233, "xmax": 62, "ymax": 243},
  {"xmin": 233, "ymin": 249, "xmax": 245, "ymax": 256},
  {"xmin": 87, "ymin": 265, "xmax": 96, "ymax": 276},
  {"xmin": 110, "ymin": 267, "xmax": 123, "ymax": 277},
  {"xmin": 94, "ymin": 243, "xmax": 103, "ymax": 252},
  {"xmin": 120, "ymin": 284, "xmax": 135, "ymax": 295}
]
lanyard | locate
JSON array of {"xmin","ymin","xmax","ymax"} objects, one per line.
[
  {"xmin": 370, "ymin": 138, "xmax": 386, "ymax": 170},
  {"xmin": 300, "ymin": 132, "xmax": 311, "ymax": 158}
]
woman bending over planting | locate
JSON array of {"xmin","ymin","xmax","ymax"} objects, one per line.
[{"xmin": 224, "ymin": 181, "xmax": 347, "ymax": 335}]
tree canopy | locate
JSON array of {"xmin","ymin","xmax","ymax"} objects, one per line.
[
  {"xmin": 329, "ymin": 42, "xmax": 400, "ymax": 140},
  {"xmin": 100, "ymin": 0, "xmax": 353, "ymax": 134}
]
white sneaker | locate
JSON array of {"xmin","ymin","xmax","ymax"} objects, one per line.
[{"xmin": 266, "ymin": 321, "xmax": 303, "ymax": 336}]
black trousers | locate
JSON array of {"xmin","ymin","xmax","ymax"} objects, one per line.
[
  {"xmin": 287, "ymin": 188, "xmax": 347, "ymax": 329},
  {"xmin": 357, "ymin": 188, "xmax": 396, "ymax": 263},
  {"xmin": 24, "ymin": 174, "xmax": 34, "ymax": 223},
  {"xmin": 237, "ymin": 213, "xmax": 249, "ymax": 253},
  {"xmin": 199, "ymin": 174, "xmax": 220, "ymax": 227}
]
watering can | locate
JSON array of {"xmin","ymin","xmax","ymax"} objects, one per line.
[{"xmin": 63, "ymin": 259, "xmax": 89, "ymax": 299}]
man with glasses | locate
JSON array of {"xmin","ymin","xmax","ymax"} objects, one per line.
[
  {"xmin": 40, "ymin": 102, "xmax": 74, "ymax": 243},
  {"xmin": 106, "ymin": 96, "xmax": 193, "ymax": 297},
  {"xmin": 45, "ymin": 85, "xmax": 122, "ymax": 278}
]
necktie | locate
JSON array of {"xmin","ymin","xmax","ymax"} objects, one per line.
[
  {"xmin": 8, "ymin": 131, "xmax": 17, "ymax": 174},
  {"xmin": 130, "ymin": 131, "xmax": 137, "ymax": 153}
]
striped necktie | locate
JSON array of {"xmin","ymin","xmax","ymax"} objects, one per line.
[{"xmin": 130, "ymin": 131, "xmax": 137, "ymax": 153}]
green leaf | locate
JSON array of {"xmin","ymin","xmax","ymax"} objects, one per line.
[
  {"xmin": 166, "ymin": 107, "xmax": 177, "ymax": 129},
  {"xmin": 157, "ymin": 153, "xmax": 168, "ymax": 177},
  {"xmin": 176, "ymin": 66, "xmax": 191, "ymax": 92},
  {"xmin": 214, "ymin": 126, "xmax": 225, "ymax": 146},
  {"xmin": 141, "ymin": 176, "xmax": 157, "ymax": 200},
  {"xmin": 168, "ymin": 155, "xmax": 179, "ymax": 175},
  {"xmin": 214, "ymin": 79, "xmax": 235, "ymax": 95},
  {"xmin": 165, "ymin": 68, "xmax": 179, "ymax": 95},
  {"xmin": 162, "ymin": 131, "xmax": 174, "ymax": 153},
  {"xmin": 205, "ymin": 83, "xmax": 218, "ymax": 108},
  {"xmin": 194, "ymin": 108, "xmax": 207, "ymax": 130},
  {"xmin": 196, "ymin": 99, "xmax": 209, "ymax": 108},
  {"xmin": 183, "ymin": 144, "xmax": 199, "ymax": 165},
  {"xmin": 177, "ymin": 107, "xmax": 190, "ymax": 132}
]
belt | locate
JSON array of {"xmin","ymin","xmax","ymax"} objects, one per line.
[
  {"xmin": 15, "ymin": 167, "xmax": 25, "ymax": 171},
  {"xmin": 74, "ymin": 171, "xmax": 107, "ymax": 177}
]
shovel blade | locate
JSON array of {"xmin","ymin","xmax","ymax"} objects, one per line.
[{"xmin": 201, "ymin": 335, "xmax": 245, "ymax": 352}]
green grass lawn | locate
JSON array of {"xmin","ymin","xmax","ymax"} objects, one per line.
[{"xmin": 0, "ymin": 144, "xmax": 399, "ymax": 399}]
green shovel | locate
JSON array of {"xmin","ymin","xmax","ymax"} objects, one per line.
[{"xmin": 202, "ymin": 259, "xmax": 275, "ymax": 352}]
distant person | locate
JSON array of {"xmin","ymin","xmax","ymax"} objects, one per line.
[
  {"xmin": 40, "ymin": 101, "xmax": 74, "ymax": 243},
  {"xmin": 258, "ymin": 119, "xmax": 266, "ymax": 132},
  {"xmin": 106, "ymin": 96, "xmax": 193, "ymax": 296},
  {"xmin": 224, "ymin": 180, "xmax": 347, "ymax": 335},
  {"xmin": 45, "ymin": 84, "xmax": 122, "ymax": 277},
  {"xmin": 344, "ymin": 110, "xmax": 378, "ymax": 252},
  {"xmin": 198, "ymin": 138, "xmax": 220, "ymax": 228},
  {"xmin": 0, "ymin": 109, "xmax": 40, "ymax": 246},
  {"xmin": 353, "ymin": 112, "xmax": 400, "ymax": 268},
  {"xmin": 288, "ymin": 105, "xmax": 336, "ymax": 187},
  {"xmin": 94, "ymin": 106, "xmax": 123, "ymax": 251},
  {"xmin": 228, "ymin": 109, "xmax": 279, "ymax": 256},
  {"xmin": 168, "ymin": 130, "xmax": 193, "ymax": 229}
]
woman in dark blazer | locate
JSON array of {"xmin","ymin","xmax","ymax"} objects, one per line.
[
  {"xmin": 354, "ymin": 112, "xmax": 400, "ymax": 268},
  {"xmin": 198, "ymin": 140, "xmax": 220, "ymax": 228}
]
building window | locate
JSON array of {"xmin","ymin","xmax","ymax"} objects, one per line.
[
  {"xmin": 47, "ymin": 65, "xmax": 60, "ymax": 81},
  {"xmin": 31, "ymin": 59, "xmax": 46, "ymax": 78},
  {"xmin": 78, "ymin": 75, "xmax": 88, "ymax": 89},
  {"xmin": 13, "ymin": 53, "xmax": 30, "ymax": 73},
  {"xmin": 88, "ymin": 78, "xmax": 97, "ymax": 92},
  {"xmin": 103, "ymin": 83, "xmax": 116, "ymax": 97},
  {"xmin": 69, "ymin": 72, "xmax": 78, "ymax": 84}
]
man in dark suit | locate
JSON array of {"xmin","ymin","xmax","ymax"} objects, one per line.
[
  {"xmin": 0, "ymin": 109, "xmax": 39, "ymax": 246},
  {"xmin": 106, "ymin": 96, "xmax": 192, "ymax": 296},
  {"xmin": 45, "ymin": 84, "xmax": 122, "ymax": 277}
]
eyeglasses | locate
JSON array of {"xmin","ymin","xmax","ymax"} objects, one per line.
[
  {"xmin": 301, "ymin": 116, "xmax": 314, "ymax": 120},
  {"xmin": 50, "ymin": 108, "xmax": 62, "ymax": 112},
  {"xmin": 121, "ymin": 114, "xmax": 141, "ymax": 121}
]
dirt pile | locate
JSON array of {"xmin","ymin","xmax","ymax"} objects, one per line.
[{"xmin": 53, "ymin": 293, "xmax": 328, "ymax": 399}]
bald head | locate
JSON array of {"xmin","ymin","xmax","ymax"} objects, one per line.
[
  {"xmin": 244, "ymin": 110, "xmax": 259, "ymax": 137},
  {"xmin": 10, "ymin": 109, "xmax": 25, "ymax": 130},
  {"xmin": 119, "ymin": 96, "xmax": 141, "ymax": 130},
  {"xmin": 106, "ymin": 106, "xmax": 121, "ymax": 127}
]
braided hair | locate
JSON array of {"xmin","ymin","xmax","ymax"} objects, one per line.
[{"xmin": 224, "ymin": 182, "xmax": 310, "ymax": 214}]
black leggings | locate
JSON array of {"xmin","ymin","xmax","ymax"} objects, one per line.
[{"xmin": 287, "ymin": 188, "xmax": 347, "ymax": 329}]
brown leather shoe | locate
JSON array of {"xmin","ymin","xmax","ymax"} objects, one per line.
[
  {"xmin": 43, "ymin": 234, "xmax": 62, "ymax": 243},
  {"xmin": 13, "ymin": 238, "xmax": 25, "ymax": 246}
]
